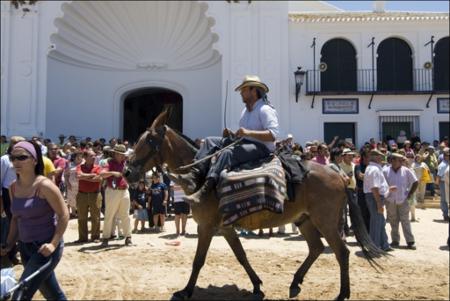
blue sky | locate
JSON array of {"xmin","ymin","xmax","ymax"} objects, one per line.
[{"xmin": 328, "ymin": 1, "xmax": 449, "ymax": 12}]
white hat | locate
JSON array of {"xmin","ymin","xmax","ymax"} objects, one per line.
[
  {"xmin": 234, "ymin": 75, "xmax": 269, "ymax": 93},
  {"xmin": 287, "ymin": 134, "xmax": 293, "ymax": 139}
]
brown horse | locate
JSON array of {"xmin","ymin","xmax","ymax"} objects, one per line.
[{"xmin": 124, "ymin": 110, "xmax": 385, "ymax": 300}]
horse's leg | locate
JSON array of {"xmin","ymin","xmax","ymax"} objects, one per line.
[
  {"xmin": 221, "ymin": 227, "xmax": 264, "ymax": 300},
  {"xmin": 289, "ymin": 218, "xmax": 324, "ymax": 298},
  {"xmin": 318, "ymin": 222, "xmax": 350, "ymax": 300},
  {"xmin": 172, "ymin": 224, "xmax": 215, "ymax": 300}
]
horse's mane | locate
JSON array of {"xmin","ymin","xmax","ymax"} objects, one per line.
[{"xmin": 169, "ymin": 127, "xmax": 199, "ymax": 152}]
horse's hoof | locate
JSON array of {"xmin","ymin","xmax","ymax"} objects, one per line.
[
  {"xmin": 289, "ymin": 285, "xmax": 301, "ymax": 298},
  {"xmin": 252, "ymin": 291, "xmax": 265, "ymax": 301},
  {"xmin": 171, "ymin": 290, "xmax": 190, "ymax": 301}
]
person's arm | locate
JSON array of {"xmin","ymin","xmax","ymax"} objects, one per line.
[
  {"xmin": 0, "ymin": 189, "xmax": 19, "ymax": 255},
  {"xmin": 407, "ymin": 181, "xmax": 419, "ymax": 200},
  {"xmin": 236, "ymin": 128, "xmax": 275, "ymax": 142},
  {"xmin": 327, "ymin": 136, "xmax": 339, "ymax": 149},
  {"xmin": 39, "ymin": 178, "xmax": 69, "ymax": 257},
  {"xmin": 100, "ymin": 170, "xmax": 122, "ymax": 179},
  {"xmin": 370, "ymin": 187, "xmax": 384, "ymax": 214},
  {"xmin": 163, "ymin": 189, "xmax": 168, "ymax": 206}
]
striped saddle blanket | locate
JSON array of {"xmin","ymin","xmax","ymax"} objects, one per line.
[{"xmin": 217, "ymin": 156, "xmax": 287, "ymax": 226}]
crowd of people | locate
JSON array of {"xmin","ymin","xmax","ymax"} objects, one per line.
[
  {"xmin": 275, "ymin": 132, "xmax": 449, "ymax": 250},
  {"xmin": 1, "ymin": 135, "xmax": 191, "ymax": 256},
  {"xmin": 1, "ymin": 70, "xmax": 448, "ymax": 300}
]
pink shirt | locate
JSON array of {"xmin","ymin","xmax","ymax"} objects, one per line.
[
  {"xmin": 103, "ymin": 159, "xmax": 128, "ymax": 189},
  {"xmin": 312, "ymin": 155, "xmax": 329, "ymax": 165}
]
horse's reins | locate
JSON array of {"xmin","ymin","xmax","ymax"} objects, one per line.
[{"xmin": 175, "ymin": 137, "xmax": 244, "ymax": 171}]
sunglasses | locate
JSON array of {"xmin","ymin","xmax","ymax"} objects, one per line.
[{"xmin": 9, "ymin": 155, "xmax": 32, "ymax": 161}]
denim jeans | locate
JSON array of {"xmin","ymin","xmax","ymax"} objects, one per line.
[
  {"xmin": 365, "ymin": 193, "xmax": 390, "ymax": 250},
  {"xmin": 13, "ymin": 239, "xmax": 66, "ymax": 300},
  {"xmin": 439, "ymin": 181, "xmax": 448, "ymax": 218}
]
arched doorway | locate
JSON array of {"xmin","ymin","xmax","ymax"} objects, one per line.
[
  {"xmin": 377, "ymin": 37, "xmax": 413, "ymax": 91},
  {"xmin": 434, "ymin": 36, "xmax": 449, "ymax": 91},
  {"xmin": 320, "ymin": 38, "xmax": 357, "ymax": 92},
  {"xmin": 123, "ymin": 88, "xmax": 182, "ymax": 143}
]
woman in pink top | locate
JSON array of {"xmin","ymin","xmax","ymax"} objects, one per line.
[
  {"xmin": 312, "ymin": 143, "xmax": 330, "ymax": 165},
  {"xmin": 0, "ymin": 140, "xmax": 69, "ymax": 300}
]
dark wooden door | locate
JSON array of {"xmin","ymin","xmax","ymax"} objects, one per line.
[{"xmin": 324, "ymin": 122, "xmax": 356, "ymax": 145}]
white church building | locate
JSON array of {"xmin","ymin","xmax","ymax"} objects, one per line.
[{"xmin": 1, "ymin": 1, "xmax": 449, "ymax": 146}]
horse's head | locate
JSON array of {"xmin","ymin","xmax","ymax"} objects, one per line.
[{"xmin": 123, "ymin": 110, "xmax": 170, "ymax": 184}]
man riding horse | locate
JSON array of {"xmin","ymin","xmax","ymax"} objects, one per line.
[{"xmin": 179, "ymin": 75, "xmax": 279, "ymax": 204}]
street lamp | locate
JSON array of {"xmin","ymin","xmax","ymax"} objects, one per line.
[{"xmin": 294, "ymin": 67, "xmax": 306, "ymax": 103}]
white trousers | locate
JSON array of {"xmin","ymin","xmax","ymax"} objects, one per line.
[{"xmin": 102, "ymin": 188, "xmax": 131, "ymax": 239}]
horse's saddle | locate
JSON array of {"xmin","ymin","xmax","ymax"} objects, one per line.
[{"xmin": 217, "ymin": 156, "xmax": 288, "ymax": 226}]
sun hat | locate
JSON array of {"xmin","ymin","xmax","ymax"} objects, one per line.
[
  {"xmin": 370, "ymin": 149, "xmax": 384, "ymax": 157},
  {"xmin": 234, "ymin": 75, "xmax": 269, "ymax": 93},
  {"xmin": 391, "ymin": 152, "xmax": 406, "ymax": 160},
  {"xmin": 112, "ymin": 144, "xmax": 127, "ymax": 154},
  {"xmin": 342, "ymin": 148, "xmax": 355, "ymax": 155}
]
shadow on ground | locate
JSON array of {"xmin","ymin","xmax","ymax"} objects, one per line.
[{"xmin": 188, "ymin": 284, "xmax": 255, "ymax": 300}]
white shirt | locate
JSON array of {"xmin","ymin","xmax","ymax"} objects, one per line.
[
  {"xmin": 363, "ymin": 162, "xmax": 390, "ymax": 197},
  {"xmin": 239, "ymin": 99, "xmax": 279, "ymax": 152},
  {"xmin": 0, "ymin": 154, "xmax": 16, "ymax": 195},
  {"xmin": 383, "ymin": 166, "xmax": 418, "ymax": 204}
]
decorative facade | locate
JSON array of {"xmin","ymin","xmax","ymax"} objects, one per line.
[{"xmin": 1, "ymin": 1, "xmax": 449, "ymax": 146}]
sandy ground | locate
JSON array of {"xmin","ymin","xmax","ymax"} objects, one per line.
[{"xmin": 10, "ymin": 206, "xmax": 450, "ymax": 300}]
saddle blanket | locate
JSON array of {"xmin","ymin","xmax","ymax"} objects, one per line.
[{"xmin": 217, "ymin": 156, "xmax": 287, "ymax": 226}]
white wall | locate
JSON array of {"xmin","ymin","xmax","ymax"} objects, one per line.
[
  {"xmin": 288, "ymin": 16, "xmax": 449, "ymax": 146},
  {"xmin": 46, "ymin": 58, "xmax": 222, "ymax": 141}
]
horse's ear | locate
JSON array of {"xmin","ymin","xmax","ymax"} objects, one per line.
[{"xmin": 150, "ymin": 109, "xmax": 170, "ymax": 129}]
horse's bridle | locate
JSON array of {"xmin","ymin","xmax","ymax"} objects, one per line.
[{"xmin": 129, "ymin": 125, "xmax": 167, "ymax": 171}]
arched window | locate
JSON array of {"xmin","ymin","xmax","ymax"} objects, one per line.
[
  {"xmin": 434, "ymin": 37, "xmax": 449, "ymax": 91},
  {"xmin": 320, "ymin": 38, "xmax": 357, "ymax": 92},
  {"xmin": 377, "ymin": 38, "xmax": 413, "ymax": 91}
]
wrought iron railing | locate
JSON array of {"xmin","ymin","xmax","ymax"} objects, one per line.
[{"xmin": 305, "ymin": 68, "xmax": 442, "ymax": 94}]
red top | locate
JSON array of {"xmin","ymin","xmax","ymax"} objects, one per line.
[
  {"xmin": 77, "ymin": 164, "xmax": 101, "ymax": 193},
  {"xmin": 103, "ymin": 159, "xmax": 128, "ymax": 189}
]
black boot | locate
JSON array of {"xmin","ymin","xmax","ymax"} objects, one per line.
[
  {"xmin": 182, "ymin": 178, "xmax": 216, "ymax": 205},
  {"xmin": 169, "ymin": 167, "xmax": 204, "ymax": 195}
]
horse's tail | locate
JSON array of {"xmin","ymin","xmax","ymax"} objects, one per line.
[{"xmin": 347, "ymin": 190, "xmax": 389, "ymax": 271}]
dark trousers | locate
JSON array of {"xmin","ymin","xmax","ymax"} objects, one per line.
[
  {"xmin": 14, "ymin": 240, "xmax": 66, "ymax": 300},
  {"xmin": 196, "ymin": 137, "xmax": 271, "ymax": 182},
  {"xmin": 2, "ymin": 187, "xmax": 18, "ymax": 262}
]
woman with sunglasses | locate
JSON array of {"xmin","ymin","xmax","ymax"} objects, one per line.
[{"xmin": 0, "ymin": 140, "xmax": 69, "ymax": 300}]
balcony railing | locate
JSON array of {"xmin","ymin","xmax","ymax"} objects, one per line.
[{"xmin": 305, "ymin": 68, "xmax": 445, "ymax": 94}]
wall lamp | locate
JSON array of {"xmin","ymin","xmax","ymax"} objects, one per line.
[{"xmin": 294, "ymin": 66, "xmax": 306, "ymax": 103}]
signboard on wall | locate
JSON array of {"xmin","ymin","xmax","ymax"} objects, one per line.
[
  {"xmin": 322, "ymin": 98, "xmax": 359, "ymax": 114},
  {"xmin": 437, "ymin": 98, "xmax": 449, "ymax": 114}
]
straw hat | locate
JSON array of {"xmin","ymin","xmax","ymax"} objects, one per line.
[
  {"xmin": 112, "ymin": 144, "xmax": 127, "ymax": 154},
  {"xmin": 370, "ymin": 149, "xmax": 384, "ymax": 157},
  {"xmin": 342, "ymin": 148, "xmax": 355, "ymax": 155},
  {"xmin": 234, "ymin": 75, "xmax": 269, "ymax": 93},
  {"xmin": 391, "ymin": 152, "xmax": 406, "ymax": 160}
]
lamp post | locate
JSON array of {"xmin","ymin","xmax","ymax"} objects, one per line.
[{"xmin": 294, "ymin": 67, "xmax": 306, "ymax": 103}]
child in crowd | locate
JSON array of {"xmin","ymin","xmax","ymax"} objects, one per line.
[
  {"xmin": 64, "ymin": 151, "xmax": 83, "ymax": 218},
  {"xmin": 132, "ymin": 180, "xmax": 149, "ymax": 233},
  {"xmin": 149, "ymin": 172, "xmax": 168, "ymax": 232}
]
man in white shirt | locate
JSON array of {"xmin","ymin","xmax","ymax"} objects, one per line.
[
  {"xmin": 363, "ymin": 149, "xmax": 396, "ymax": 251},
  {"xmin": 383, "ymin": 153, "xmax": 418, "ymax": 250},
  {"xmin": 182, "ymin": 75, "xmax": 279, "ymax": 205},
  {"xmin": 436, "ymin": 148, "xmax": 449, "ymax": 221},
  {"xmin": 1, "ymin": 135, "xmax": 25, "ymax": 265}
]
